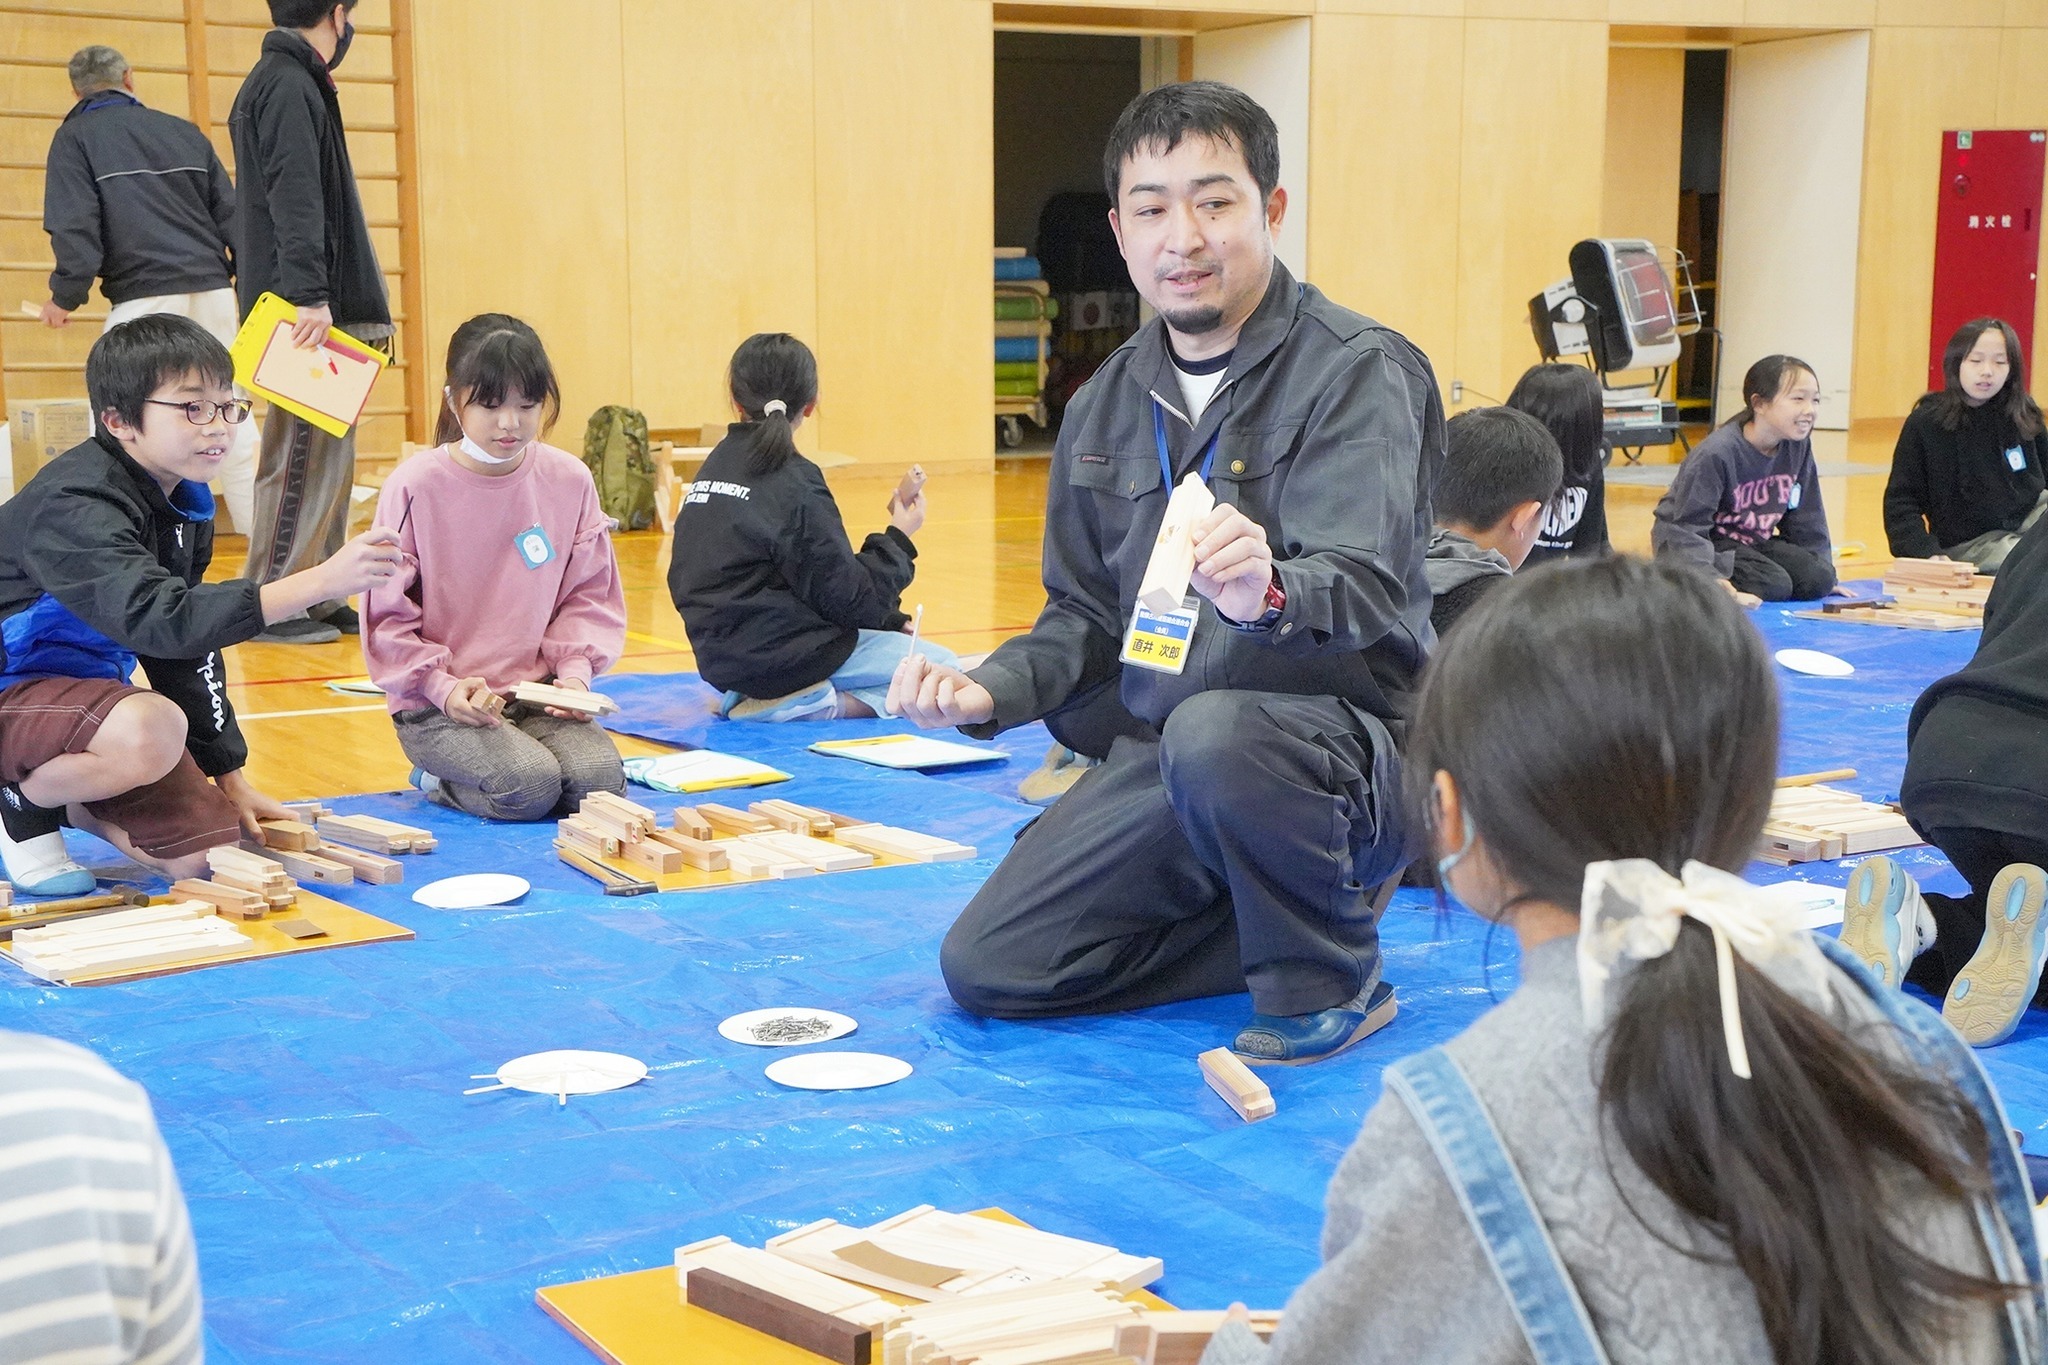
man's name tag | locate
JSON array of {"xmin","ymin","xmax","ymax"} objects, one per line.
[
  {"xmin": 2008, "ymin": 445, "xmax": 2029, "ymax": 472},
  {"xmin": 1122, "ymin": 597, "xmax": 1198, "ymax": 674}
]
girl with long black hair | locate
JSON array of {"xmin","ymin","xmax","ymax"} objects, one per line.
[
  {"xmin": 1885, "ymin": 316, "xmax": 2048, "ymax": 573},
  {"xmin": 1200, "ymin": 556, "xmax": 2042, "ymax": 1365}
]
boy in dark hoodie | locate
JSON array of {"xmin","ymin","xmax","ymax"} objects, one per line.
[
  {"xmin": 1427, "ymin": 407, "xmax": 1564, "ymax": 638},
  {"xmin": 0, "ymin": 316, "xmax": 399, "ymax": 894}
]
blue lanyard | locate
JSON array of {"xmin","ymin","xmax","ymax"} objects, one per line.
[{"xmin": 1153, "ymin": 403, "xmax": 1219, "ymax": 490}]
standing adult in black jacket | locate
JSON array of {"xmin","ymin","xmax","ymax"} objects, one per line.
[
  {"xmin": 891, "ymin": 84, "xmax": 1442, "ymax": 1065},
  {"xmin": 228, "ymin": 0, "xmax": 390, "ymax": 644},
  {"xmin": 1840, "ymin": 512, "xmax": 2048, "ymax": 1050},
  {"xmin": 1884, "ymin": 317, "xmax": 2048, "ymax": 574},
  {"xmin": 668, "ymin": 334, "xmax": 954, "ymax": 721},
  {"xmin": 37, "ymin": 45, "xmax": 256, "ymax": 532}
]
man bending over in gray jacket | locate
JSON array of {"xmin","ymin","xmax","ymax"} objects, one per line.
[{"xmin": 891, "ymin": 82, "xmax": 1443, "ymax": 1065}]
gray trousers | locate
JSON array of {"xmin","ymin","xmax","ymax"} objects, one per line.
[
  {"xmin": 1947, "ymin": 488, "xmax": 2048, "ymax": 575},
  {"xmin": 941, "ymin": 690, "xmax": 1406, "ymax": 1020},
  {"xmin": 245, "ymin": 407, "xmax": 354, "ymax": 618},
  {"xmin": 392, "ymin": 704, "xmax": 626, "ymax": 822}
]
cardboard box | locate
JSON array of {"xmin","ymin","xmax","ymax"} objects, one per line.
[{"xmin": 7, "ymin": 399, "xmax": 92, "ymax": 493}]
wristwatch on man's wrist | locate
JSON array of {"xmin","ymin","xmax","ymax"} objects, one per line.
[{"xmin": 1225, "ymin": 576, "xmax": 1287, "ymax": 632}]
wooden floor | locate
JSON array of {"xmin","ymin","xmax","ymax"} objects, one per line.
[{"xmin": 211, "ymin": 440, "xmax": 1905, "ymax": 802}]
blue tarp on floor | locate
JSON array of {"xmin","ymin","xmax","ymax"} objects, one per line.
[{"xmin": 0, "ymin": 595, "xmax": 2040, "ymax": 1362}]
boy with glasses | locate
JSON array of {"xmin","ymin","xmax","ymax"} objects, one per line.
[{"xmin": 0, "ymin": 315, "xmax": 399, "ymax": 894}]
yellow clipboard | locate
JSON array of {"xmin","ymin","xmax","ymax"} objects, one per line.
[{"xmin": 229, "ymin": 291, "xmax": 387, "ymax": 437}]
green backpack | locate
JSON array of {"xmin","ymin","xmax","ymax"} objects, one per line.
[{"xmin": 581, "ymin": 405, "xmax": 657, "ymax": 531}]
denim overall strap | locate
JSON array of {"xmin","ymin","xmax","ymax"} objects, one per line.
[
  {"xmin": 1811, "ymin": 933, "xmax": 2048, "ymax": 1363},
  {"xmin": 1387, "ymin": 1048, "xmax": 1611, "ymax": 1365}
]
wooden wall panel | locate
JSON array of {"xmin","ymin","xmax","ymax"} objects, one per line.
[
  {"xmin": 410, "ymin": 0, "xmax": 632, "ymax": 452},
  {"xmin": 1304, "ymin": 12, "xmax": 1463, "ymax": 376},
  {"xmin": 1453, "ymin": 18, "xmax": 1608, "ymax": 407},
  {"xmin": 1850, "ymin": 24, "xmax": 2002, "ymax": 418},
  {"xmin": 1600, "ymin": 46, "xmax": 1684, "ymax": 249},
  {"xmin": 620, "ymin": 0, "xmax": 819, "ymax": 438},
  {"xmin": 812, "ymin": 0, "xmax": 992, "ymax": 468}
]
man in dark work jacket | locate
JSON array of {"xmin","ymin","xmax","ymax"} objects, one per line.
[
  {"xmin": 228, "ymin": 0, "xmax": 390, "ymax": 644},
  {"xmin": 892, "ymin": 83, "xmax": 1442, "ymax": 1064}
]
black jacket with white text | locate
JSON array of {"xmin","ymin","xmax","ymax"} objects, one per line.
[
  {"xmin": 0, "ymin": 434, "xmax": 265, "ymax": 776},
  {"xmin": 667, "ymin": 434, "xmax": 916, "ymax": 700}
]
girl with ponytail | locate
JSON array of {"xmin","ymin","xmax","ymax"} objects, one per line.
[
  {"xmin": 1199, "ymin": 556, "xmax": 2042, "ymax": 1365},
  {"xmin": 667, "ymin": 333, "xmax": 954, "ymax": 721}
]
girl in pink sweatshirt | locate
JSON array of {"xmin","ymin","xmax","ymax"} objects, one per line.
[{"xmin": 363, "ymin": 314, "xmax": 627, "ymax": 821}]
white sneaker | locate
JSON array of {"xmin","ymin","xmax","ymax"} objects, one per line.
[
  {"xmin": 726, "ymin": 683, "xmax": 839, "ymax": 723},
  {"xmin": 0, "ymin": 820, "xmax": 95, "ymax": 898},
  {"xmin": 1840, "ymin": 855, "xmax": 1937, "ymax": 988}
]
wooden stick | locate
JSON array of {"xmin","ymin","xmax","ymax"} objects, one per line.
[
  {"xmin": 556, "ymin": 817, "xmax": 620, "ymax": 858},
  {"xmin": 644, "ymin": 829, "xmax": 728, "ymax": 870},
  {"xmin": 1137, "ymin": 472, "xmax": 1216, "ymax": 614},
  {"xmin": 267, "ymin": 849, "xmax": 355, "ymax": 886},
  {"xmin": 1198, "ymin": 1048, "xmax": 1275, "ymax": 1122},
  {"xmin": 1776, "ymin": 769, "xmax": 1857, "ymax": 788},
  {"xmin": 684, "ymin": 1268, "xmax": 872, "ymax": 1365},
  {"xmin": 0, "ymin": 887, "xmax": 153, "ymax": 939},
  {"xmin": 672, "ymin": 805, "xmax": 715, "ymax": 840},
  {"xmin": 555, "ymin": 842, "xmax": 656, "ymax": 896},
  {"xmin": 620, "ymin": 838, "xmax": 684, "ymax": 875},
  {"xmin": 697, "ymin": 803, "xmax": 775, "ymax": 836},
  {"xmin": 170, "ymin": 879, "xmax": 267, "ymax": 914},
  {"xmin": 511, "ymin": 680, "xmax": 619, "ymax": 716},
  {"xmin": 256, "ymin": 819, "xmax": 320, "ymax": 851},
  {"xmin": 313, "ymin": 843, "xmax": 405, "ymax": 885}
]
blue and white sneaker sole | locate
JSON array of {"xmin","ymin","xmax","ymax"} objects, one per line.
[
  {"xmin": 1944, "ymin": 864, "xmax": 2048, "ymax": 1048},
  {"xmin": 1840, "ymin": 856, "xmax": 1908, "ymax": 987}
]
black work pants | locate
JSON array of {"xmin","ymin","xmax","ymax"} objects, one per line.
[
  {"xmin": 941, "ymin": 690, "xmax": 1405, "ymax": 1020},
  {"xmin": 1905, "ymin": 825, "xmax": 2048, "ymax": 1007},
  {"xmin": 1719, "ymin": 535, "xmax": 1836, "ymax": 601}
]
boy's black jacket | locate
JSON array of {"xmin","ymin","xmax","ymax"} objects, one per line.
[{"xmin": 0, "ymin": 434, "xmax": 265, "ymax": 776}]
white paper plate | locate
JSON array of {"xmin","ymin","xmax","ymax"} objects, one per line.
[
  {"xmin": 482, "ymin": 1049, "xmax": 647, "ymax": 1100},
  {"xmin": 1775, "ymin": 648, "xmax": 1855, "ymax": 678},
  {"xmin": 764, "ymin": 1051, "xmax": 912, "ymax": 1091},
  {"xmin": 719, "ymin": 1008, "xmax": 858, "ymax": 1048},
  {"xmin": 413, "ymin": 873, "xmax": 530, "ymax": 909}
]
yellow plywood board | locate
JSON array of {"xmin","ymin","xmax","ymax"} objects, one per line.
[
  {"xmin": 536, "ymin": 1211, "xmax": 1172, "ymax": 1365},
  {"xmin": 1, "ymin": 890, "xmax": 414, "ymax": 986}
]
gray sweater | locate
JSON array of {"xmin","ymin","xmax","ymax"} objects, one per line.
[{"xmin": 1202, "ymin": 938, "xmax": 2004, "ymax": 1365}]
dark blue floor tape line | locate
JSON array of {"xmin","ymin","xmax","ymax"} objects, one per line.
[{"xmin": 1, "ymin": 599, "xmax": 2039, "ymax": 1362}]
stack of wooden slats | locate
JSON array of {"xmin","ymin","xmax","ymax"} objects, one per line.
[
  {"xmin": 1883, "ymin": 558, "xmax": 1994, "ymax": 616},
  {"xmin": 672, "ymin": 1208, "xmax": 1174, "ymax": 1365},
  {"xmin": 556, "ymin": 795, "xmax": 976, "ymax": 890},
  {"xmin": 10, "ymin": 902, "xmax": 253, "ymax": 983},
  {"xmin": 1757, "ymin": 785, "xmax": 1922, "ymax": 864}
]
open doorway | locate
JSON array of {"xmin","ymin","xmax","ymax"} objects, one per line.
[
  {"xmin": 993, "ymin": 31, "xmax": 1143, "ymax": 454},
  {"xmin": 989, "ymin": 13, "xmax": 1311, "ymax": 456}
]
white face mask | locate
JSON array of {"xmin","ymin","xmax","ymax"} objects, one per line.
[
  {"xmin": 446, "ymin": 388, "xmax": 531, "ymax": 465},
  {"xmin": 458, "ymin": 432, "xmax": 527, "ymax": 466}
]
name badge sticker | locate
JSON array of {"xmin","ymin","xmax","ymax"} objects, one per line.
[
  {"xmin": 1122, "ymin": 597, "xmax": 1199, "ymax": 674},
  {"xmin": 515, "ymin": 524, "xmax": 556, "ymax": 569},
  {"xmin": 2008, "ymin": 445, "xmax": 2029, "ymax": 472}
]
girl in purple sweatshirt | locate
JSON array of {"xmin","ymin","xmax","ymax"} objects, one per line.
[
  {"xmin": 363, "ymin": 315, "xmax": 627, "ymax": 821},
  {"xmin": 1651, "ymin": 354, "xmax": 1836, "ymax": 602}
]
